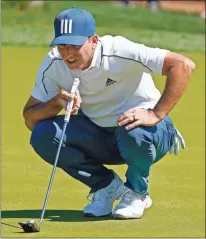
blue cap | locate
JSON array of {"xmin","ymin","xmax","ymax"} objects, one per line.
[{"xmin": 49, "ymin": 7, "xmax": 96, "ymax": 47}]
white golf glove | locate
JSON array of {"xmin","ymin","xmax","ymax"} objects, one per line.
[{"xmin": 169, "ymin": 129, "xmax": 186, "ymax": 155}]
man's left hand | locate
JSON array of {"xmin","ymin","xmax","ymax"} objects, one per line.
[{"xmin": 117, "ymin": 108, "xmax": 161, "ymax": 130}]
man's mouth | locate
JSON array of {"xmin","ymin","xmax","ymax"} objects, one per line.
[{"xmin": 67, "ymin": 58, "xmax": 78, "ymax": 65}]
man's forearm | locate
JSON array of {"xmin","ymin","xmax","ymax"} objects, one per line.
[
  {"xmin": 23, "ymin": 98, "xmax": 62, "ymax": 131},
  {"xmin": 153, "ymin": 61, "xmax": 195, "ymax": 119}
]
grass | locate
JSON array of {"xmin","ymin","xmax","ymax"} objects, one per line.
[
  {"xmin": 2, "ymin": 1, "xmax": 205, "ymax": 33},
  {"xmin": 1, "ymin": 1, "xmax": 205, "ymax": 52},
  {"xmin": 1, "ymin": 46, "xmax": 205, "ymax": 238}
]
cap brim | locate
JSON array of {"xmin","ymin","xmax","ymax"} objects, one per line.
[{"xmin": 49, "ymin": 35, "xmax": 88, "ymax": 47}]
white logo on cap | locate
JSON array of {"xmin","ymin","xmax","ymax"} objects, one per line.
[{"xmin": 60, "ymin": 19, "xmax": 72, "ymax": 34}]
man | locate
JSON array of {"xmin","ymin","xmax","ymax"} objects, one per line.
[{"xmin": 23, "ymin": 7, "xmax": 195, "ymax": 219}]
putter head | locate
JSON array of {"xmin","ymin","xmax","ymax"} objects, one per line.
[{"xmin": 18, "ymin": 219, "xmax": 40, "ymax": 233}]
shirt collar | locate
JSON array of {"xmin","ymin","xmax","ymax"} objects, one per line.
[
  {"xmin": 88, "ymin": 39, "xmax": 103, "ymax": 69},
  {"xmin": 64, "ymin": 39, "xmax": 103, "ymax": 74}
]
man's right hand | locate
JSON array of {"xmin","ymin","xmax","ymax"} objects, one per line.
[
  {"xmin": 55, "ymin": 89, "xmax": 82, "ymax": 114},
  {"xmin": 23, "ymin": 89, "xmax": 82, "ymax": 131}
]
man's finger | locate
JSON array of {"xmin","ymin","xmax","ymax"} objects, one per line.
[
  {"xmin": 117, "ymin": 112, "xmax": 134, "ymax": 123},
  {"xmin": 61, "ymin": 91, "xmax": 75, "ymax": 101},
  {"xmin": 118, "ymin": 116, "xmax": 136, "ymax": 126},
  {"xmin": 71, "ymin": 107, "xmax": 79, "ymax": 114},
  {"xmin": 116, "ymin": 113, "xmax": 127, "ymax": 123},
  {"xmin": 125, "ymin": 120, "xmax": 141, "ymax": 130},
  {"xmin": 73, "ymin": 94, "xmax": 79, "ymax": 103}
]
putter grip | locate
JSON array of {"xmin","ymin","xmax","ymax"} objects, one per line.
[{"xmin": 64, "ymin": 78, "xmax": 80, "ymax": 122}]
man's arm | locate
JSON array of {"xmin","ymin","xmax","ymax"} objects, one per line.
[
  {"xmin": 23, "ymin": 90, "xmax": 81, "ymax": 131},
  {"xmin": 117, "ymin": 51, "xmax": 195, "ymax": 130},
  {"xmin": 23, "ymin": 96, "xmax": 62, "ymax": 131},
  {"xmin": 152, "ymin": 51, "xmax": 196, "ymax": 119}
]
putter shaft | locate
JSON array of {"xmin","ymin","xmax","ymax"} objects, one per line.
[
  {"xmin": 38, "ymin": 122, "xmax": 68, "ymax": 226},
  {"xmin": 19, "ymin": 78, "xmax": 80, "ymax": 232}
]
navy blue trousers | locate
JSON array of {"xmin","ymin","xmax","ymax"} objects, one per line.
[{"xmin": 30, "ymin": 112, "xmax": 175, "ymax": 195}]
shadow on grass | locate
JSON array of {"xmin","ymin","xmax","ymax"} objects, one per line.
[{"xmin": 1, "ymin": 209, "xmax": 111, "ymax": 222}]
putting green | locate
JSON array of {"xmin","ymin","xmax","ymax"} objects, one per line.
[{"xmin": 1, "ymin": 46, "xmax": 205, "ymax": 238}]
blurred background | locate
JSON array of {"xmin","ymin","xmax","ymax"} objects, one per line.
[
  {"xmin": 1, "ymin": 1, "xmax": 205, "ymax": 238},
  {"xmin": 1, "ymin": 0, "xmax": 205, "ymax": 51}
]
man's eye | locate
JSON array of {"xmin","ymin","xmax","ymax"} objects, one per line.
[
  {"xmin": 57, "ymin": 44, "xmax": 66, "ymax": 48},
  {"xmin": 57, "ymin": 44, "xmax": 81, "ymax": 49}
]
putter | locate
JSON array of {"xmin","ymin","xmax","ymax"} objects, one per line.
[{"xmin": 18, "ymin": 78, "xmax": 80, "ymax": 233}]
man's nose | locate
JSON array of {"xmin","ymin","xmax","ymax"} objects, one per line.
[{"xmin": 65, "ymin": 46, "xmax": 75, "ymax": 54}]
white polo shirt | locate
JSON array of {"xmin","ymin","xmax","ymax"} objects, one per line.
[{"xmin": 32, "ymin": 35, "xmax": 168, "ymax": 127}]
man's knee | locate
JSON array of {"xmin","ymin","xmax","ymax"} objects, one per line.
[
  {"xmin": 116, "ymin": 126, "xmax": 156, "ymax": 163},
  {"xmin": 116, "ymin": 126, "xmax": 154, "ymax": 146},
  {"xmin": 30, "ymin": 119, "xmax": 56, "ymax": 148},
  {"xmin": 30, "ymin": 119, "xmax": 86, "ymax": 168}
]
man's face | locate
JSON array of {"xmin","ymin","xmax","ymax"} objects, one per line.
[{"xmin": 57, "ymin": 35, "xmax": 98, "ymax": 70}]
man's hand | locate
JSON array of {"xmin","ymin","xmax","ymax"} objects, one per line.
[
  {"xmin": 116, "ymin": 108, "xmax": 161, "ymax": 130},
  {"xmin": 56, "ymin": 89, "xmax": 82, "ymax": 114}
]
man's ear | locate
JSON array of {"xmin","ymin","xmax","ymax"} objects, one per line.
[{"xmin": 91, "ymin": 34, "xmax": 98, "ymax": 44}]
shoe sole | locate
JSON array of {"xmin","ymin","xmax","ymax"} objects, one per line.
[
  {"xmin": 84, "ymin": 212, "xmax": 112, "ymax": 217},
  {"xmin": 112, "ymin": 213, "xmax": 142, "ymax": 220},
  {"xmin": 112, "ymin": 198, "xmax": 152, "ymax": 220}
]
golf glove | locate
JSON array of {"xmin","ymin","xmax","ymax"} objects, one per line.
[{"xmin": 169, "ymin": 129, "xmax": 186, "ymax": 155}]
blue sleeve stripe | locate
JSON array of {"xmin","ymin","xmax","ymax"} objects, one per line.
[
  {"xmin": 41, "ymin": 58, "xmax": 63, "ymax": 95},
  {"xmin": 102, "ymin": 54, "xmax": 153, "ymax": 72}
]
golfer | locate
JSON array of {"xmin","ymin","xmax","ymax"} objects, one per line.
[{"xmin": 23, "ymin": 7, "xmax": 195, "ymax": 219}]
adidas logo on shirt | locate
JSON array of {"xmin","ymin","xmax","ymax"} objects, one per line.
[{"xmin": 105, "ymin": 78, "xmax": 117, "ymax": 86}]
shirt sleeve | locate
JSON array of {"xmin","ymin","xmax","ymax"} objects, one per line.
[
  {"xmin": 113, "ymin": 36, "xmax": 169, "ymax": 75},
  {"xmin": 31, "ymin": 57, "xmax": 61, "ymax": 102}
]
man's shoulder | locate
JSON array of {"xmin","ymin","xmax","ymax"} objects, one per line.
[
  {"xmin": 99, "ymin": 35, "xmax": 115, "ymax": 54},
  {"xmin": 40, "ymin": 47, "xmax": 63, "ymax": 69},
  {"xmin": 47, "ymin": 47, "xmax": 62, "ymax": 61},
  {"xmin": 37, "ymin": 47, "xmax": 64, "ymax": 75},
  {"xmin": 99, "ymin": 35, "xmax": 144, "ymax": 58},
  {"xmin": 100, "ymin": 35, "xmax": 128, "ymax": 50},
  {"xmin": 100, "ymin": 35, "xmax": 133, "ymax": 44}
]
